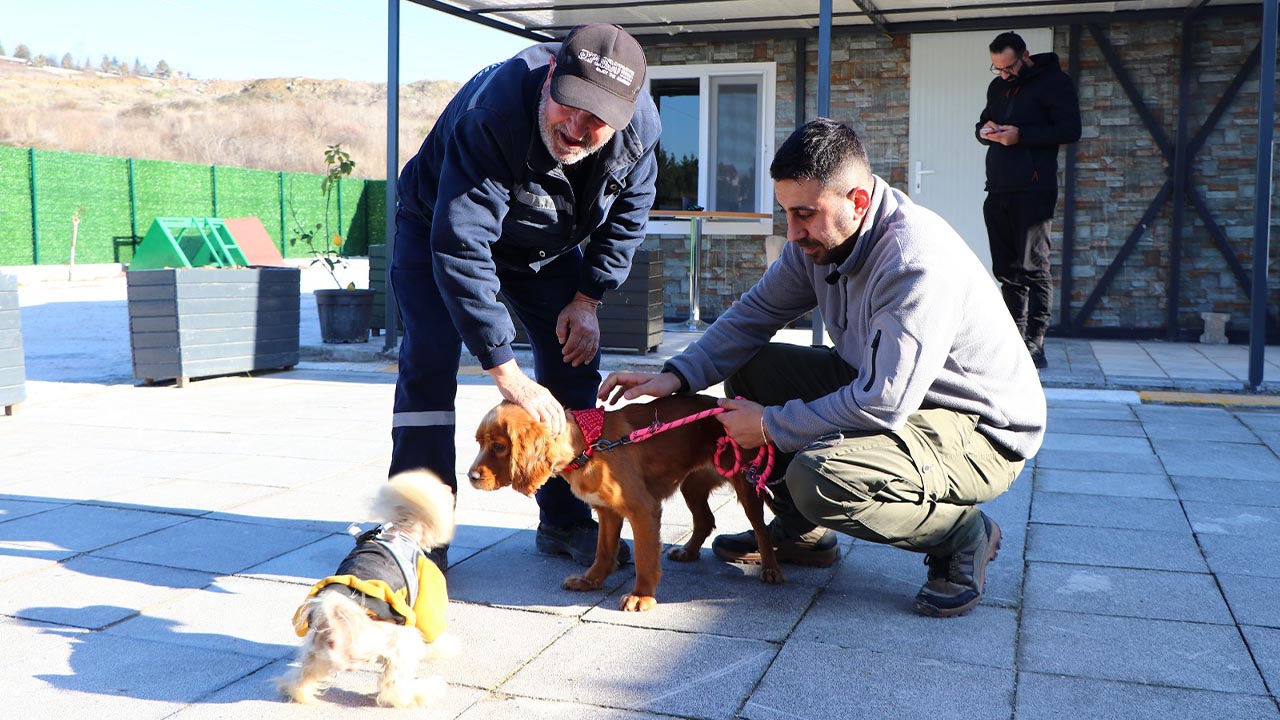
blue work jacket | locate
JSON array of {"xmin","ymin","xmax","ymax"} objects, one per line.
[{"xmin": 396, "ymin": 42, "xmax": 661, "ymax": 368}]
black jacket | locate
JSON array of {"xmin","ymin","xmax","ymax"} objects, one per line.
[
  {"xmin": 396, "ymin": 43, "xmax": 661, "ymax": 369},
  {"xmin": 976, "ymin": 52, "xmax": 1081, "ymax": 194}
]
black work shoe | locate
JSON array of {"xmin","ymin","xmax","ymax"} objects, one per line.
[
  {"xmin": 1027, "ymin": 340, "xmax": 1048, "ymax": 370},
  {"xmin": 712, "ymin": 520, "xmax": 840, "ymax": 568},
  {"xmin": 425, "ymin": 545, "xmax": 448, "ymax": 573},
  {"xmin": 914, "ymin": 513, "xmax": 1002, "ymax": 618},
  {"xmin": 535, "ymin": 520, "xmax": 632, "ymax": 567}
]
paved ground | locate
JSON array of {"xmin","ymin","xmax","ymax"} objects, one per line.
[{"xmin": 3, "ymin": 268, "xmax": 1280, "ymax": 719}]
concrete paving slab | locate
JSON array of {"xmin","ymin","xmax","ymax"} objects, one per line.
[
  {"xmin": 444, "ymin": 535, "xmax": 635, "ymax": 616},
  {"xmin": 1198, "ymin": 534, "xmax": 1280, "ymax": 578},
  {"xmin": 500, "ymin": 622, "xmax": 775, "ymax": 719},
  {"xmin": 1031, "ymin": 492, "xmax": 1190, "ymax": 532},
  {"xmin": 98, "ymin": 478, "xmax": 284, "ymax": 517},
  {"xmin": 0, "ymin": 616, "xmax": 89, "ymax": 672},
  {"xmin": 1019, "ymin": 608, "xmax": 1267, "ymax": 694},
  {"xmin": 1236, "ymin": 409, "xmax": 1280, "ymax": 432},
  {"xmin": 106, "ymin": 575, "xmax": 304, "ymax": 660},
  {"xmin": 0, "ymin": 502, "xmax": 190, "ymax": 554},
  {"xmin": 242, "ymin": 534, "xmax": 357, "ymax": 585},
  {"xmin": 0, "ymin": 495, "xmax": 66, "ymax": 523},
  {"xmin": 1151, "ymin": 438, "xmax": 1280, "ymax": 480},
  {"xmin": 742, "ymin": 638, "xmax": 1013, "ymax": 720},
  {"xmin": 1033, "ymin": 447, "xmax": 1166, "ymax": 474},
  {"xmin": 1242, "ymin": 625, "xmax": 1280, "ymax": 697},
  {"xmin": 1041, "ymin": 417, "xmax": 1146, "ymax": 436},
  {"xmin": 794, "ymin": 545, "xmax": 1018, "ymax": 668},
  {"xmin": 1183, "ymin": 500, "xmax": 1280, "ymax": 537},
  {"xmin": 450, "ymin": 507, "xmax": 535, "ymax": 552},
  {"xmin": 1141, "ymin": 417, "xmax": 1258, "ymax": 443},
  {"xmin": 0, "ymin": 555, "xmax": 210, "ymax": 629},
  {"xmin": 1173, "ymin": 475, "xmax": 1280, "ymax": 506},
  {"xmin": 1026, "ymin": 524, "xmax": 1207, "ymax": 572},
  {"xmin": 1038, "ymin": 432, "xmax": 1154, "ymax": 454},
  {"xmin": 439, "ymin": 602, "xmax": 577, "ymax": 691},
  {"xmin": 7, "ymin": 627, "xmax": 273, "ymax": 719},
  {"xmin": 206, "ymin": 488, "xmax": 374, "ymax": 533},
  {"xmin": 456, "ymin": 695, "xmax": 673, "ymax": 720},
  {"xmin": 1035, "ymin": 468, "xmax": 1177, "ymax": 499},
  {"xmin": 585, "ymin": 558, "xmax": 821, "ymax": 641},
  {"xmin": 1023, "ymin": 562, "xmax": 1233, "ymax": 624},
  {"xmin": 169, "ymin": 658, "xmax": 487, "ymax": 718},
  {"xmin": 1044, "ymin": 403, "xmax": 1138, "ymax": 422},
  {"xmin": 1014, "ymin": 671, "xmax": 1280, "ymax": 720},
  {"xmin": 93, "ymin": 517, "xmax": 328, "ymax": 574},
  {"xmin": 1218, "ymin": 573, "xmax": 1280, "ymax": 628}
]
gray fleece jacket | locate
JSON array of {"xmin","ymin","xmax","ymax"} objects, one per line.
[{"xmin": 666, "ymin": 176, "xmax": 1046, "ymax": 459}]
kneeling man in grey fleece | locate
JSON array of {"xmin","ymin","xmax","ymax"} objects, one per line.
[{"xmin": 600, "ymin": 118, "xmax": 1045, "ymax": 617}]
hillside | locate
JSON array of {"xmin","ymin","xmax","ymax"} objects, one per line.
[{"xmin": 0, "ymin": 58, "xmax": 460, "ymax": 178}]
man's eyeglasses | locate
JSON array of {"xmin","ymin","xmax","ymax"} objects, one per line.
[{"xmin": 990, "ymin": 57, "xmax": 1022, "ymax": 76}]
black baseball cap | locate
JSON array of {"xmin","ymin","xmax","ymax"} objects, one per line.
[{"xmin": 550, "ymin": 24, "xmax": 647, "ymax": 130}]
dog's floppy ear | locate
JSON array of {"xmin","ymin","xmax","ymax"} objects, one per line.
[{"xmin": 504, "ymin": 407, "xmax": 563, "ymax": 496}]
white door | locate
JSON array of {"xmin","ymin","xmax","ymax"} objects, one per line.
[{"xmin": 908, "ymin": 28, "xmax": 1053, "ymax": 278}]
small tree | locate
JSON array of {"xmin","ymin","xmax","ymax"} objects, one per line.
[
  {"xmin": 155, "ymin": 59, "xmax": 171, "ymax": 78},
  {"xmin": 0, "ymin": 43, "xmax": 7, "ymax": 57},
  {"xmin": 289, "ymin": 144, "xmax": 357, "ymax": 288},
  {"xmin": 60, "ymin": 53, "xmax": 75, "ymax": 69},
  {"xmin": 14, "ymin": 44, "xmax": 29, "ymax": 60}
]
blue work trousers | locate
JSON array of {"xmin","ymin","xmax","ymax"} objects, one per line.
[{"xmin": 389, "ymin": 207, "xmax": 595, "ymax": 527}]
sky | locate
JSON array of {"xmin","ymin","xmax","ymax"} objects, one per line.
[{"xmin": 3, "ymin": 0, "xmax": 534, "ymax": 83}]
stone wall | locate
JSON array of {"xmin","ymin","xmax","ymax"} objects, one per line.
[
  {"xmin": 1065, "ymin": 15, "xmax": 1280, "ymax": 337},
  {"xmin": 642, "ymin": 12, "xmax": 1279, "ymax": 336}
]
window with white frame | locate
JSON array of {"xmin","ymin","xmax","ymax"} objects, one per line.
[{"xmin": 646, "ymin": 62, "xmax": 776, "ymax": 235}]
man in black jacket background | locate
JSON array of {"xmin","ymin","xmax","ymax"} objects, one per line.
[{"xmin": 977, "ymin": 31, "xmax": 1081, "ymax": 369}]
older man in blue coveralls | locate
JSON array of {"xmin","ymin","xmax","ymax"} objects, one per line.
[{"xmin": 390, "ymin": 23, "xmax": 661, "ymax": 569}]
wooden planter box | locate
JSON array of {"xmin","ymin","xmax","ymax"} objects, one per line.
[
  {"xmin": 368, "ymin": 244, "xmax": 400, "ymax": 335},
  {"xmin": 0, "ymin": 274, "xmax": 26, "ymax": 415},
  {"xmin": 127, "ymin": 267, "xmax": 301, "ymax": 386},
  {"xmin": 506, "ymin": 250, "xmax": 664, "ymax": 354}
]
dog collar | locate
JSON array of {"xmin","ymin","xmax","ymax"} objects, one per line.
[{"xmin": 563, "ymin": 407, "xmax": 605, "ymax": 471}]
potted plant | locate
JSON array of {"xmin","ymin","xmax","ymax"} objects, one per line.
[{"xmin": 290, "ymin": 144, "xmax": 374, "ymax": 343}]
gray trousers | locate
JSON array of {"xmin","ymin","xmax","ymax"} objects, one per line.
[{"xmin": 724, "ymin": 343, "xmax": 1024, "ymax": 556}]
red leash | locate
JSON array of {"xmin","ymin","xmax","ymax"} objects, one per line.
[{"xmin": 567, "ymin": 401, "xmax": 777, "ymax": 497}]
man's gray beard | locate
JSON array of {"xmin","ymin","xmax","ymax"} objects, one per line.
[{"xmin": 538, "ymin": 93, "xmax": 607, "ymax": 166}]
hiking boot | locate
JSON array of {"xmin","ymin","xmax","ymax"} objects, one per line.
[
  {"xmin": 536, "ymin": 520, "xmax": 632, "ymax": 567},
  {"xmin": 914, "ymin": 512, "xmax": 1002, "ymax": 618},
  {"xmin": 712, "ymin": 520, "xmax": 840, "ymax": 568},
  {"xmin": 1027, "ymin": 339, "xmax": 1048, "ymax": 370},
  {"xmin": 425, "ymin": 545, "xmax": 448, "ymax": 573}
]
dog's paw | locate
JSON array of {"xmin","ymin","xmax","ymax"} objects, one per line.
[
  {"xmin": 563, "ymin": 573, "xmax": 604, "ymax": 591},
  {"xmin": 619, "ymin": 593, "xmax": 658, "ymax": 612},
  {"xmin": 760, "ymin": 566, "xmax": 786, "ymax": 585},
  {"xmin": 666, "ymin": 546, "xmax": 700, "ymax": 562},
  {"xmin": 276, "ymin": 676, "xmax": 318, "ymax": 705},
  {"xmin": 377, "ymin": 676, "xmax": 446, "ymax": 708}
]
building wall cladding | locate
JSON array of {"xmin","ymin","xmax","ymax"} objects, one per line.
[{"xmin": 643, "ymin": 13, "xmax": 1278, "ymax": 337}]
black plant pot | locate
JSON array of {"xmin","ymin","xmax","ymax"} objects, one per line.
[{"xmin": 315, "ymin": 289, "xmax": 375, "ymax": 343}]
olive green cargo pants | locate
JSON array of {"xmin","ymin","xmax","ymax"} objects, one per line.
[{"xmin": 724, "ymin": 343, "xmax": 1024, "ymax": 556}]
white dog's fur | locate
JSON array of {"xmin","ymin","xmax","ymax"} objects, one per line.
[{"xmin": 277, "ymin": 470, "xmax": 456, "ymax": 708}]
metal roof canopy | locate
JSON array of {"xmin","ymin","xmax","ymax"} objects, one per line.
[{"xmin": 386, "ymin": 0, "xmax": 1277, "ymax": 388}]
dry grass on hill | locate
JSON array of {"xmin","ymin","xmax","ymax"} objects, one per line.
[{"xmin": 1, "ymin": 60, "xmax": 461, "ymax": 177}]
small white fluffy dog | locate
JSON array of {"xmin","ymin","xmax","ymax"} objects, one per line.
[{"xmin": 278, "ymin": 470, "xmax": 456, "ymax": 708}]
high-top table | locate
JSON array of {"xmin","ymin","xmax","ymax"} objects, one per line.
[{"xmin": 649, "ymin": 210, "xmax": 772, "ymax": 330}]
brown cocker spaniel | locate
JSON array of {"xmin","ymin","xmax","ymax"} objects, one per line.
[{"xmin": 468, "ymin": 394, "xmax": 782, "ymax": 611}]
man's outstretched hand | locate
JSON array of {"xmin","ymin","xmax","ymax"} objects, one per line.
[{"xmin": 597, "ymin": 371, "xmax": 682, "ymax": 406}]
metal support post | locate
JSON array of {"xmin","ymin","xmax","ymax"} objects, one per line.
[
  {"xmin": 1248, "ymin": 0, "xmax": 1277, "ymax": 389},
  {"xmin": 687, "ymin": 216, "xmax": 704, "ymax": 330}
]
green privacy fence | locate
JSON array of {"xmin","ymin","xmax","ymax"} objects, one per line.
[{"xmin": 0, "ymin": 146, "xmax": 387, "ymax": 266}]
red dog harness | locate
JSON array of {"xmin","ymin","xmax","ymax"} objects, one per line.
[{"xmin": 563, "ymin": 404, "xmax": 777, "ymax": 497}]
